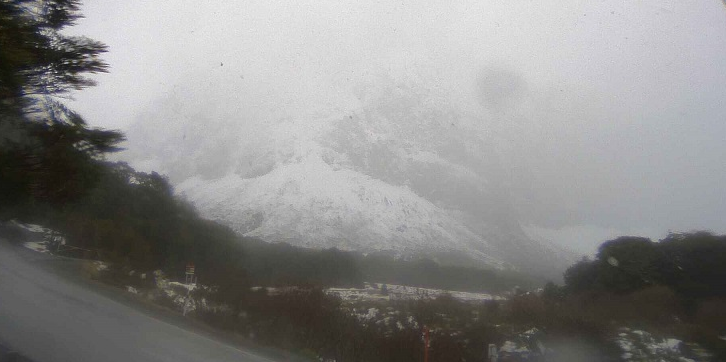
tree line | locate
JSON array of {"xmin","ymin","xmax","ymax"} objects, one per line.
[
  {"xmin": 535, "ymin": 233, "xmax": 726, "ymax": 359},
  {"xmin": 562, "ymin": 233, "xmax": 726, "ymax": 305}
]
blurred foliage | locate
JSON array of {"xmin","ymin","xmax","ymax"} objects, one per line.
[
  {"xmin": 560, "ymin": 233, "xmax": 726, "ymax": 360},
  {"xmin": 1, "ymin": 0, "xmax": 123, "ymax": 215},
  {"xmin": 564, "ymin": 233, "xmax": 726, "ymax": 302}
]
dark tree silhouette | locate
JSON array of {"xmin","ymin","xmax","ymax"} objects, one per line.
[{"xmin": 1, "ymin": 0, "xmax": 123, "ymax": 214}]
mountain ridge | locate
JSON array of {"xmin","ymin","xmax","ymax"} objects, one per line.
[{"xmin": 124, "ymin": 72, "xmax": 575, "ymax": 279}]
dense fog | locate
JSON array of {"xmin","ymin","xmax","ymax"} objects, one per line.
[{"xmin": 68, "ymin": 0, "xmax": 726, "ymax": 255}]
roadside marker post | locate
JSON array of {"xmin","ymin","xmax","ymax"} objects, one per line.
[
  {"xmin": 182, "ymin": 262, "xmax": 196, "ymax": 316},
  {"xmin": 185, "ymin": 262, "xmax": 195, "ymax": 284}
]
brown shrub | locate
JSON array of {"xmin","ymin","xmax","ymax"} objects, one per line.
[
  {"xmin": 693, "ymin": 298, "xmax": 726, "ymax": 332},
  {"xmin": 81, "ymin": 260, "xmax": 101, "ymax": 280},
  {"xmin": 506, "ymin": 293, "xmax": 548, "ymax": 325}
]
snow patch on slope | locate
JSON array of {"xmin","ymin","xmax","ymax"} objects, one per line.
[
  {"xmin": 178, "ymin": 145, "xmax": 503, "ymax": 267},
  {"xmin": 129, "ymin": 69, "xmax": 572, "ymax": 275}
]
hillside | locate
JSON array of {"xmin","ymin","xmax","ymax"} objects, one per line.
[{"xmin": 123, "ymin": 71, "xmax": 574, "ymax": 279}]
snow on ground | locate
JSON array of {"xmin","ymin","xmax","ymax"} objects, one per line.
[
  {"xmin": 153, "ymin": 272, "xmax": 195, "ymax": 309},
  {"xmin": 497, "ymin": 327, "xmax": 549, "ymax": 360},
  {"xmin": 11, "ymin": 221, "xmax": 54, "ymax": 234},
  {"xmin": 11, "ymin": 221, "xmax": 67, "ymax": 254},
  {"xmin": 23, "ymin": 241, "xmax": 49, "ymax": 253},
  {"xmin": 348, "ymin": 306, "xmax": 419, "ymax": 331},
  {"xmin": 357, "ymin": 307, "xmax": 379, "ymax": 323},
  {"xmin": 615, "ymin": 327, "xmax": 712, "ymax": 362},
  {"xmin": 325, "ymin": 282, "xmax": 502, "ymax": 304},
  {"xmin": 10, "ymin": 222, "xmax": 213, "ymax": 315},
  {"xmin": 145, "ymin": 271, "xmax": 225, "ymax": 314},
  {"xmin": 168, "ymin": 281, "xmax": 197, "ymax": 291},
  {"xmin": 500, "ymin": 340, "xmax": 530, "ymax": 354},
  {"xmin": 249, "ymin": 286, "xmax": 301, "ymax": 296}
]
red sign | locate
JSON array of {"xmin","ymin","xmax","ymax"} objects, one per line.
[{"xmin": 185, "ymin": 262, "xmax": 195, "ymax": 275}]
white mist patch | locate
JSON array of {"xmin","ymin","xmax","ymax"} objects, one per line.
[{"xmin": 522, "ymin": 224, "xmax": 663, "ymax": 257}]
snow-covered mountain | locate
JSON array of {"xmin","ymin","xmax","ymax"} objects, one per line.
[{"xmin": 124, "ymin": 70, "xmax": 573, "ymax": 279}]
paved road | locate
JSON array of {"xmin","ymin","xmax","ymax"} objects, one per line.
[{"xmin": 0, "ymin": 240, "xmax": 276, "ymax": 362}]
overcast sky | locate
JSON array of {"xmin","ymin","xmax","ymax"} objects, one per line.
[{"xmin": 67, "ymin": 0, "xmax": 726, "ymax": 254}]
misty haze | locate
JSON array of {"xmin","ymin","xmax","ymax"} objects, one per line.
[
  {"xmin": 74, "ymin": 0, "xmax": 726, "ymax": 257},
  {"xmin": 2, "ymin": 1, "xmax": 726, "ymax": 361}
]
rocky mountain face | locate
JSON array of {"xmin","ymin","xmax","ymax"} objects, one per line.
[{"xmin": 124, "ymin": 73, "xmax": 574, "ymax": 280}]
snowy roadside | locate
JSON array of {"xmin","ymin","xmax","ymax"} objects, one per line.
[
  {"xmin": 8, "ymin": 221, "xmax": 718, "ymax": 362},
  {"xmin": 8, "ymin": 221, "xmax": 61, "ymax": 254}
]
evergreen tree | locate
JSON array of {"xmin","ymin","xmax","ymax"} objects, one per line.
[{"xmin": 0, "ymin": 0, "xmax": 123, "ymax": 214}]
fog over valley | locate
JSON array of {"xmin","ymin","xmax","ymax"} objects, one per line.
[{"xmin": 67, "ymin": 0, "xmax": 726, "ymax": 262}]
